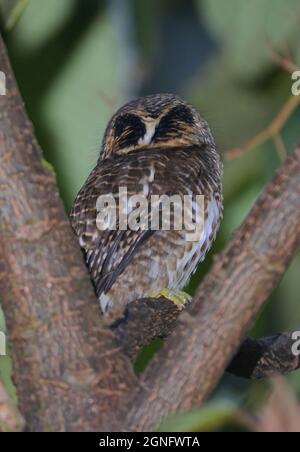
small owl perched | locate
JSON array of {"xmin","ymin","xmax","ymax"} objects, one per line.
[{"xmin": 70, "ymin": 94, "xmax": 223, "ymax": 318}]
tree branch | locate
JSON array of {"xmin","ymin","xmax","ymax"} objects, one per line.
[
  {"xmin": 227, "ymin": 332, "xmax": 300, "ymax": 379},
  {"xmin": 0, "ymin": 33, "xmax": 137, "ymax": 432},
  {"xmin": 1, "ymin": 30, "xmax": 300, "ymax": 433},
  {"xmin": 122, "ymin": 145, "xmax": 300, "ymax": 431},
  {"xmin": 110, "ymin": 298, "xmax": 180, "ymax": 361},
  {"xmin": 113, "ymin": 300, "xmax": 300, "ymax": 380}
]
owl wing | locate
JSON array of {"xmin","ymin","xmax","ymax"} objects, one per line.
[
  {"xmin": 88, "ymin": 228, "xmax": 154, "ymax": 297},
  {"xmin": 70, "ymin": 146, "xmax": 207, "ymax": 299}
]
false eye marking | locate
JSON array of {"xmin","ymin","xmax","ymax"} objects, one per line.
[
  {"xmin": 114, "ymin": 113, "xmax": 146, "ymax": 148},
  {"xmin": 153, "ymin": 104, "xmax": 194, "ymax": 141},
  {"xmin": 114, "ymin": 113, "xmax": 146, "ymax": 137},
  {"xmin": 164, "ymin": 104, "xmax": 194, "ymax": 124}
]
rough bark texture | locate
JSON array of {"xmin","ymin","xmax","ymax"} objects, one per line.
[
  {"xmin": 111, "ymin": 298, "xmax": 180, "ymax": 361},
  {"xmin": 0, "ymin": 34, "xmax": 137, "ymax": 432},
  {"xmin": 1, "ymin": 32, "xmax": 300, "ymax": 432},
  {"xmin": 123, "ymin": 146, "xmax": 300, "ymax": 431},
  {"xmin": 113, "ymin": 299, "xmax": 300, "ymax": 379}
]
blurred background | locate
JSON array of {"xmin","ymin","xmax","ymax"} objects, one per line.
[{"xmin": 0, "ymin": 0, "xmax": 300, "ymax": 431}]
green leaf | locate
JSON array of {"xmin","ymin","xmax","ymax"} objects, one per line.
[
  {"xmin": 0, "ymin": 0, "xmax": 28, "ymax": 30},
  {"xmin": 158, "ymin": 400, "xmax": 239, "ymax": 432},
  {"xmin": 186, "ymin": 52, "xmax": 290, "ymax": 150},
  {"xmin": 200, "ymin": 0, "xmax": 300, "ymax": 80}
]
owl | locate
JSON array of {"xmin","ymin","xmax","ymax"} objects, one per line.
[{"xmin": 70, "ymin": 94, "xmax": 223, "ymax": 319}]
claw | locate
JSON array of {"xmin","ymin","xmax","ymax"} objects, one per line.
[{"xmin": 148, "ymin": 288, "xmax": 192, "ymax": 310}]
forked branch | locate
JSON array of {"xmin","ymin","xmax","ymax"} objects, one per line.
[{"xmin": 123, "ymin": 145, "xmax": 300, "ymax": 431}]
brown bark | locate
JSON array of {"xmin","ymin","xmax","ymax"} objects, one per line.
[
  {"xmin": 1, "ymin": 31, "xmax": 300, "ymax": 433},
  {"xmin": 123, "ymin": 146, "xmax": 300, "ymax": 431},
  {"xmin": 113, "ymin": 300, "xmax": 300, "ymax": 379},
  {"xmin": 0, "ymin": 34, "xmax": 137, "ymax": 432},
  {"xmin": 227, "ymin": 332, "xmax": 300, "ymax": 379},
  {"xmin": 111, "ymin": 298, "xmax": 180, "ymax": 361}
]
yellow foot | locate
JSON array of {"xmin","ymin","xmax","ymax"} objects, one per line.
[{"xmin": 148, "ymin": 288, "xmax": 192, "ymax": 310}]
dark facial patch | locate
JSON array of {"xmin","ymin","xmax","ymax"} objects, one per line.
[
  {"xmin": 165, "ymin": 105, "xmax": 194, "ymax": 124},
  {"xmin": 114, "ymin": 113, "xmax": 146, "ymax": 149},
  {"xmin": 153, "ymin": 105, "xmax": 194, "ymax": 141}
]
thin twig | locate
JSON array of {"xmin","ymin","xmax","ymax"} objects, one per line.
[
  {"xmin": 271, "ymin": 48, "xmax": 300, "ymax": 74},
  {"xmin": 225, "ymin": 96, "xmax": 300, "ymax": 160},
  {"xmin": 273, "ymin": 132, "xmax": 288, "ymax": 161}
]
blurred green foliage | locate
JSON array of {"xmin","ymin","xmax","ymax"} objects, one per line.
[
  {"xmin": 158, "ymin": 400, "xmax": 241, "ymax": 432},
  {"xmin": 0, "ymin": 0, "xmax": 300, "ymax": 431},
  {"xmin": 0, "ymin": 0, "xmax": 28, "ymax": 30}
]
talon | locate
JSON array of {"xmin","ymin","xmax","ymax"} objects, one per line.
[{"xmin": 148, "ymin": 288, "xmax": 192, "ymax": 310}]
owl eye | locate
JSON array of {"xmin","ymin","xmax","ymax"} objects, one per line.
[
  {"xmin": 114, "ymin": 113, "xmax": 146, "ymax": 147},
  {"xmin": 153, "ymin": 105, "xmax": 194, "ymax": 141}
]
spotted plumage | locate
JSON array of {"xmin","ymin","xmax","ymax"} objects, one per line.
[{"xmin": 70, "ymin": 94, "xmax": 223, "ymax": 318}]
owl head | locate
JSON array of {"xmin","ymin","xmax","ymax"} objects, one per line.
[{"xmin": 100, "ymin": 94, "xmax": 215, "ymax": 159}]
